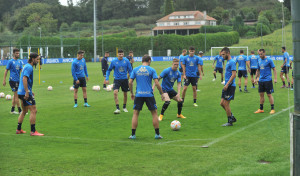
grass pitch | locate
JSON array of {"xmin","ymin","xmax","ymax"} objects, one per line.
[{"xmin": 0, "ymin": 60, "xmax": 294, "ymax": 175}]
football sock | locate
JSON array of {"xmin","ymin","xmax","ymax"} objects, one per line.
[
  {"xmin": 193, "ymin": 99, "xmax": 196, "ymax": 103},
  {"xmin": 239, "ymin": 86, "xmax": 241, "ymax": 90},
  {"xmin": 288, "ymin": 82, "xmax": 290, "ymax": 87},
  {"xmin": 123, "ymin": 104, "xmax": 126, "ymax": 109},
  {"xmin": 244, "ymin": 86, "xmax": 247, "ymax": 90},
  {"xmin": 116, "ymin": 104, "xmax": 120, "ymax": 110},
  {"xmin": 214, "ymin": 74, "xmax": 216, "ymax": 79},
  {"xmin": 74, "ymin": 99, "xmax": 77, "ymax": 104},
  {"xmin": 11, "ymin": 106, "xmax": 15, "ymax": 112},
  {"xmin": 161, "ymin": 101, "xmax": 170, "ymax": 115},
  {"xmin": 292, "ymin": 84, "xmax": 294, "ymax": 88},
  {"xmin": 252, "ymin": 83, "xmax": 255, "ymax": 87},
  {"xmin": 182, "ymin": 98, "xmax": 184, "ymax": 103},
  {"xmin": 227, "ymin": 116, "xmax": 232, "ymax": 123},
  {"xmin": 260, "ymin": 104, "xmax": 263, "ymax": 110},
  {"xmin": 271, "ymin": 104, "xmax": 274, "ymax": 110},
  {"xmin": 31, "ymin": 124, "xmax": 36, "ymax": 133},
  {"xmin": 84, "ymin": 98, "xmax": 87, "ymax": 103},
  {"xmin": 131, "ymin": 129, "xmax": 136, "ymax": 136},
  {"xmin": 17, "ymin": 123, "xmax": 22, "ymax": 130},
  {"xmin": 221, "ymin": 78, "xmax": 223, "ymax": 82},
  {"xmin": 177, "ymin": 101, "xmax": 183, "ymax": 115},
  {"xmin": 155, "ymin": 128, "xmax": 160, "ymax": 135},
  {"xmin": 283, "ymin": 81, "xmax": 286, "ymax": 86},
  {"xmin": 18, "ymin": 107, "xmax": 22, "ymax": 113},
  {"xmin": 103, "ymin": 84, "xmax": 106, "ymax": 88}
]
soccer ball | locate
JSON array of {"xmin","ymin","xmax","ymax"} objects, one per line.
[
  {"xmin": 70, "ymin": 86, "xmax": 74, "ymax": 91},
  {"xmin": 106, "ymin": 86, "xmax": 112, "ymax": 91},
  {"xmin": 0, "ymin": 92, "xmax": 5, "ymax": 98},
  {"xmin": 95, "ymin": 85, "xmax": 101, "ymax": 91},
  {"xmin": 170, "ymin": 120, "xmax": 181, "ymax": 131},
  {"xmin": 92, "ymin": 86, "xmax": 96, "ymax": 91},
  {"xmin": 48, "ymin": 86, "xmax": 53, "ymax": 91},
  {"xmin": 5, "ymin": 94, "xmax": 12, "ymax": 100}
]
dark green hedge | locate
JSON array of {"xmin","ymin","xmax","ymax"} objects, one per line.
[{"xmin": 17, "ymin": 31, "xmax": 239, "ymax": 60}]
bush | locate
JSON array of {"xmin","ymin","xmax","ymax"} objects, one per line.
[
  {"xmin": 134, "ymin": 23, "xmax": 150, "ymax": 30},
  {"xmin": 256, "ymin": 23, "xmax": 271, "ymax": 36},
  {"xmin": 200, "ymin": 25, "xmax": 232, "ymax": 33}
]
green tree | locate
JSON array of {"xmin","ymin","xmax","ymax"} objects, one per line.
[
  {"xmin": 147, "ymin": 0, "xmax": 164, "ymax": 15},
  {"xmin": 210, "ymin": 6, "xmax": 225, "ymax": 25},
  {"xmin": 164, "ymin": 0, "xmax": 174, "ymax": 16}
]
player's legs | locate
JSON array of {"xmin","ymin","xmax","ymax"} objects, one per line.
[
  {"xmin": 73, "ymin": 88, "xmax": 78, "ymax": 107},
  {"xmin": 221, "ymin": 72, "xmax": 224, "ymax": 82},
  {"xmin": 123, "ymin": 91, "xmax": 128, "ymax": 112},
  {"xmin": 192, "ymin": 85, "xmax": 197, "ymax": 100},
  {"xmin": 213, "ymin": 70, "xmax": 217, "ymax": 81},
  {"xmin": 251, "ymin": 74, "xmax": 255, "ymax": 87},
  {"xmin": 17, "ymin": 101, "xmax": 28, "ymax": 125},
  {"xmin": 182, "ymin": 85, "xmax": 188, "ymax": 99},
  {"xmin": 285, "ymin": 73, "xmax": 290, "ymax": 88},
  {"xmin": 27, "ymin": 105, "xmax": 43, "ymax": 136},
  {"xmin": 159, "ymin": 93, "xmax": 171, "ymax": 121},
  {"xmin": 244, "ymin": 77, "xmax": 248, "ymax": 92},
  {"xmin": 280, "ymin": 71, "xmax": 285, "ymax": 87},
  {"xmin": 82, "ymin": 87, "xmax": 90, "ymax": 107},
  {"xmin": 151, "ymin": 109, "xmax": 162, "ymax": 139},
  {"xmin": 131, "ymin": 110, "xmax": 139, "ymax": 129},
  {"xmin": 114, "ymin": 89, "xmax": 119, "ymax": 107},
  {"xmin": 220, "ymin": 99, "xmax": 235, "ymax": 126},
  {"xmin": 238, "ymin": 77, "xmax": 242, "ymax": 91},
  {"xmin": 259, "ymin": 92, "xmax": 265, "ymax": 105},
  {"xmin": 267, "ymin": 92, "xmax": 275, "ymax": 114}
]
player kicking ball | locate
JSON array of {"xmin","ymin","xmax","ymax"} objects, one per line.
[
  {"xmin": 254, "ymin": 49, "xmax": 277, "ymax": 114},
  {"xmin": 105, "ymin": 49, "xmax": 132, "ymax": 114},
  {"xmin": 16, "ymin": 53, "xmax": 44, "ymax": 136},
  {"xmin": 71, "ymin": 50, "xmax": 90, "ymax": 108},
  {"xmin": 129, "ymin": 55, "xmax": 166, "ymax": 139},
  {"xmin": 220, "ymin": 47, "xmax": 237, "ymax": 127},
  {"xmin": 154, "ymin": 58, "xmax": 185, "ymax": 121}
]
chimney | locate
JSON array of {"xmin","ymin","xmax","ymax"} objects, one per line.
[{"xmin": 203, "ymin": 11, "xmax": 207, "ymax": 20}]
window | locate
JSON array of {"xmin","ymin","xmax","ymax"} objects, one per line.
[
  {"xmin": 196, "ymin": 21, "xmax": 201, "ymax": 25},
  {"xmin": 180, "ymin": 16, "xmax": 184, "ymax": 19},
  {"xmin": 184, "ymin": 22, "xmax": 189, "ymax": 25},
  {"xmin": 174, "ymin": 22, "xmax": 179, "ymax": 26},
  {"xmin": 169, "ymin": 16, "xmax": 175, "ymax": 19}
]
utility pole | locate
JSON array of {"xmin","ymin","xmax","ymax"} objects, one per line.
[{"xmin": 93, "ymin": 0, "xmax": 97, "ymax": 62}]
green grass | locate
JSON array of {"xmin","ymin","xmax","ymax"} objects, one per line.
[{"xmin": 0, "ymin": 61, "xmax": 294, "ymax": 175}]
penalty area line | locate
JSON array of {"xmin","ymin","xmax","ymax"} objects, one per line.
[{"xmin": 202, "ymin": 106, "xmax": 294, "ymax": 147}]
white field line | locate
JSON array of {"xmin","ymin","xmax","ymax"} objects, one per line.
[
  {"xmin": 202, "ymin": 106, "xmax": 294, "ymax": 147},
  {"xmin": 158, "ymin": 138, "xmax": 215, "ymax": 145}
]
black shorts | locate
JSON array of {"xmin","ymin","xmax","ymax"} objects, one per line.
[
  {"xmin": 238, "ymin": 70, "xmax": 248, "ymax": 78},
  {"xmin": 258, "ymin": 81, "xmax": 274, "ymax": 94},
  {"xmin": 163, "ymin": 89, "xmax": 177, "ymax": 99},
  {"xmin": 184, "ymin": 77, "xmax": 197, "ymax": 86},
  {"xmin": 214, "ymin": 67, "xmax": 223, "ymax": 74},
  {"xmin": 196, "ymin": 72, "xmax": 200, "ymax": 78},
  {"xmin": 102, "ymin": 69, "xmax": 107, "ymax": 77},
  {"xmin": 73, "ymin": 77, "xmax": 87, "ymax": 89},
  {"xmin": 221, "ymin": 86, "xmax": 236, "ymax": 101},
  {"xmin": 133, "ymin": 96, "xmax": 157, "ymax": 111},
  {"xmin": 9, "ymin": 81, "xmax": 19, "ymax": 92},
  {"xmin": 179, "ymin": 67, "xmax": 183, "ymax": 73},
  {"xmin": 113, "ymin": 79, "xmax": 129, "ymax": 92},
  {"xmin": 281, "ymin": 66, "xmax": 289, "ymax": 74},
  {"xmin": 250, "ymin": 69, "xmax": 257, "ymax": 76},
  {"xmin": 18, "ymin": 95, "xmax": 36, "ymax": 106}
]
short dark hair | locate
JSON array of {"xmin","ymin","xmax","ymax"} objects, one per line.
[
  {"xmin": 28, "ymin": 52, "xmax": 39, "ymax": 63},
  {"xmin": 13, "ymin": 48, "xmax": 20, "ymax": 53},
  {"xmin": 118, "ymin": 49, "xmax": 124, "ymax": 53},
  {"xmin": 129, "ymin": 51, "xmax": 133, "ymax": 53},
  {"xmin": 142, "ymin": 54, "xmax": 151, "ymax": 63},
  {"xmin": 189, "ymin": 46, "xmax": 195, "ymax": 51},
  {"xmin": 78, "ymin": 50, "xmax": 85, "ymax": 55},
  {"xmin": 282, "ymin": 46, "xmax": 286, "ymax": 50},
  {"xmin": 240, "ymin": 50, "xmax": 244, "ymax": 53},
  {"xmin": 221, "ymin": 47, "xmax": 230, "ymax": 53},
  {"xmin": 251, "ymin": 51, "xmax": 254, "ymax": 54},
  {"xmin": 182, "ymin": 49, "xmax": 187, "ymax": 53},
  {"xmin": 105, "ymin": 51, "xmax": 109, "ymax": 54},
  {"xmin": 173, "ymin": 58, "xmax": 179, "ymax": 62},
  {"xmin": 259, "ymin": 49, "xmax": 265, "ymax": 53}
]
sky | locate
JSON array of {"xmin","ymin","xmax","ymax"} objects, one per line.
[{"xmin": 59, "ymin": 0, "xmax": 79, "ymax": 6}]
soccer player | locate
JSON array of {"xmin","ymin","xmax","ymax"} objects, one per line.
[
  {"xmin": 71, "ymin": 50, "xmax": 90, "ymax": 108},
  {"xmin": 16, "ymin": 53, "xmax": 44, "ymax": 136},
  {"xmin": 179, "ymin": 49, "xmax": 187, "ymax": 86},
  {"xmin": 101, "ymin": 51, "xmax": 109, "ymax": 89},
  {"xmin": 237, "ymin": 50, "xmax": 250, "ymax": 92},
  {"xmin": 280, "ymin": 47, "xmax": 290, "ymax": 88},
  {"xmin": 155, "ymin": 58, "xmax": 185, "ymax": 121},
  {"xmin": 182, "ymin": 46, "xmax": 202, "ymax": 107},
  {"xmin": 128, "ymin": 55, "xmax": 166, "ymax": 139},
  {"xmin": 212, "ymin": 51, "xmax": 225, "ymax": 84},
  {"xmin": 249, "ymin": 51, "xmax": 259, "ymax": 88},
  {"xmin": 254, "ymin": 49, "xmax": 277, "ymax": 114},
  {"xmin": 290, "ymin": 57, "xmax": 294, "ymax": 90},
  {"xmin": 126, "ymin": 51, "xmax": 134, "ymax": 80},
  {"xmin": 220, "ymin": 47, "xmax": 237, "ymax": 127},
  {"xmin": 197, "ymin": 51, "xmax": 204, "ymax": 91},
  {"xmin": 105, "ymin": 49, "xmax": 132, "ymax": 114},
  {"xmin": 3, "ymin": 48, "xmax": 23, "ymax": 114}
]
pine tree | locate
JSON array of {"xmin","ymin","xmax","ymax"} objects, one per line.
[{"xmin": 164, "ymin": 0, "xmax": 174, "ymax": 16}]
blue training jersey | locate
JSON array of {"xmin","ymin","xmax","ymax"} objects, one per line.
[
  {"xmin": 6, "ymin": 59, "xmax": 23, "ymax": 82},
  {"xmin": 214, "ymin": 55, "xmax": 224, "ymax": 68},
  {"xmin": 18, "ymin": 63, "xmax": 33, "ymax": 96},
  {"xmin": 182, "ymin": 55, "xmax": 201, "ymax": 77},
  {"xmin": 130, "ymin": 65, "xmax": 158, "ymax": 97},
  {"xmin": 71, "ymin": 58, "xmax": 88, "ymax": 81},
  {"xmin": 179, "ymin": 54, "xmax": 185, "ymax": 69},
  {"xmin": 106, "ymin": 57, "xmax": 132, "ymax": 80},
  {"xmin": 160, "ymin": 67, "xmax": 181, "ymax": 92},
  {"xmin": 257, "ymin": 57, "xmax": 275, "ymax": 82},
  {"xmin": 225, "ymin": 59, "xmax": 237, "ymax": 87},
  {"xmin": 237, "ymin": 54, "xmax": 248, "ymax": 70},
  {"xmin": 283, "ymin": 52, "xmax": 290, "ymax": 67},
  {"xmin": 249, "ymin": 55, "xmax": 259, "ymax": 69}
]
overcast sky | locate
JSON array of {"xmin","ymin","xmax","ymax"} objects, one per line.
[{"xmin": 59, "ymin": 0, "xmax": 79, "ymax": 6}]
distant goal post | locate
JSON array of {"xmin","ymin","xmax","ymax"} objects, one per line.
[{"xmin": 210, "ymin": 46, "xmax": 249, "ymax": 60}]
